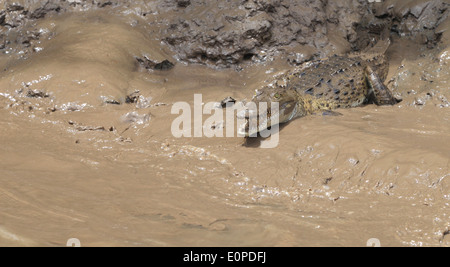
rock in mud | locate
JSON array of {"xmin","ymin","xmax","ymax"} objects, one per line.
[
  {"xmin": 136, "ymin": 56, "xmax": 175, "ymax": 71},
  {"xmin": 177, "ymin": 0, "xmax": 191, "ymax": 8},
  {"xmin": 26, "ymin": 89, "xmax": 50, "ymax": 98}
]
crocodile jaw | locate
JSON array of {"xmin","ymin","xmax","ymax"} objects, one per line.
[
  {"xmin": 239, "ymin": 110, "xmax": 279, "ymax": 138},
  {"xmin": 238, "ymin": 100, "xmax": 297, "ymax": 137}
]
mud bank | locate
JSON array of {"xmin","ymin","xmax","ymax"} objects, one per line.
[
  {"xmin": 0, "ymin": 0, "xmax": 449, "ymax": 246},
  {"xmin": 1, "ymin": 0, "xmax": 449, "ymax": 67}
]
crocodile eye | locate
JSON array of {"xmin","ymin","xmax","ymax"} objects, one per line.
[{"xmin": 274, "ymin": 93, "xmax": 281, "ymax": 99}]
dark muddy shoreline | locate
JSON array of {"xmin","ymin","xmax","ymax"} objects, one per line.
[{"xmin": 1, "ymin": 0, "xmax": 448, "ymax": 68}]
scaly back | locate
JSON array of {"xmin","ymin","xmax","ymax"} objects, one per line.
[{"xmin": 349, "ymin": 39, "xmax": 391, "ymax": 81}]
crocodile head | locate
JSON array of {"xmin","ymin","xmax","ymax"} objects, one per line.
[{"xmin": 239, "ymin": 88, "xmax": 299, "ymax": 137}]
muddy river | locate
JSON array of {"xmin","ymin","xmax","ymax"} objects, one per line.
[{"xmin": 0, "ymin": 0, "xmax": 449, "ymax": 246}]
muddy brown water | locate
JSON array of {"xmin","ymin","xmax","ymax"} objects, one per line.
[{"xmin": 0, "ymin": 10, "xmax": 449, "ymax": 246}]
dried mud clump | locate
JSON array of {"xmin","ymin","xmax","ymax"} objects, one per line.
[
  {"xmin": 160, "ymin": 0, "xmax": 449, "ymax": 67},
  {"xmin": 161, "ymin": 0, "xmax": 367, "ymax": 67},
  {"xmin": 371, "ymin": 0, "xmax": 450, "ymax": 48}
]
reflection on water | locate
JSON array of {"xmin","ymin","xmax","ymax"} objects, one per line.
[{"xmin": 0, "ymin": 10, "xmax": 449, "ymax": 247}]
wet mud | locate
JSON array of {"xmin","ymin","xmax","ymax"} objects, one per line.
[{"xmin": 0, "ymin": 0, "xmax": 449, "ymax": 246}]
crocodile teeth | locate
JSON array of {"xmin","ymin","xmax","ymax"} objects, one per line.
[
  {"xmin": 237, "ymin": 120, "xmax": 249, "ymax": 137},
  {"xmin": 237, "ymin": 108, "xmax": 257, "ymax": 119}
]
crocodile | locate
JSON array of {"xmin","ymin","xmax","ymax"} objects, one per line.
[{"xmin": 239, "ymin": 39, "xmax": 398, "ymax": 137}]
